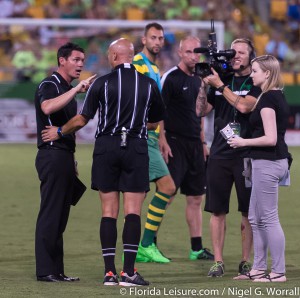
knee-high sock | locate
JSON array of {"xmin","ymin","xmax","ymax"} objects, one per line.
[
  {"xmin": 141, "ymin": 192, "xmax": 170, "ymax": 247},
  {"xmin": 100, "ymin": 217, "xmax": 117, "ymax": 274},
  {"xmin": 122, "ymin": 214, "xmax": 141, "ymax": 276}
]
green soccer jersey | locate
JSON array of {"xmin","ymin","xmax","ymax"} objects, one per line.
[
  {"xmin": 133, "ymin": 53, "xmax": 161, "ymax": 138},
  {"xmin": 133, "ymin": 53, "xmax": 160, "ymax": 80}
]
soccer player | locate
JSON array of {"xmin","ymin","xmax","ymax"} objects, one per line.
[{"xmin": 133, "ymin": 22, "xmax": 176, "ymax": 263}]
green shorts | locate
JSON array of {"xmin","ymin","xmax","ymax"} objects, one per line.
[{"xmin": 147, "ymin": 133, "xmax": 169, "ymax": 182}]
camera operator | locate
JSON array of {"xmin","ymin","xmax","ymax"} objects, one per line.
[{"xmin": 198, "ymin": 38, "xmax": 261, "ymax": 278}]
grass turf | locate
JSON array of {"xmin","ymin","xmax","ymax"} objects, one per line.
[{"xmin": 0, "ymin": 144, "xmax": 299, "ymax": 298}]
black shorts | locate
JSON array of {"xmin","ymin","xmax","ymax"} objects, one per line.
[
  {"xmin": 166, "ymin": 133, "xmax": 206, "ymax": 196},
  {"xmin": 204, "ymin": 157, "xmax": 251, "ymax": 214},
  {"xmin": 91, "ymin": 136, "xmax": 149, "ymax": 193}
]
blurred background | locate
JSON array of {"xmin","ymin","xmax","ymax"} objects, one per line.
[{"xmin": 1, "ymin": 0, "xmax": 300, "ymax": 144}]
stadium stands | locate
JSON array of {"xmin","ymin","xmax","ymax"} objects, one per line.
[
  {"xmin": 270, "ymin": 0, "xmax": 288, "ymax": 21},
  {"xmin": 0, "ymin": 0, "xmax": 299, "ymax": 85}
]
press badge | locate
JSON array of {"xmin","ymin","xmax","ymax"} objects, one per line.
[
  {"xmin": 229, "ymin": 122, "xmax": 241, "ymax": 137},
  {"xmin": 220, "ymin": 122, "xmax": 241, "ymax": 140}
]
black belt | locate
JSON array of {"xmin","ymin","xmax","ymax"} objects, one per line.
[{"xmin": 39, "ymin": 145, "xmax": 74, "ymax": 153}]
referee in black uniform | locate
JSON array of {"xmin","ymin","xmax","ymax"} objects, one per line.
[
  {"xmin": 41, "ymin": 38, "xmax": 166, "ymax": 286},
  {"xmin": 35, "ymin": 42, "xmax": 95, "ymax": 282}
]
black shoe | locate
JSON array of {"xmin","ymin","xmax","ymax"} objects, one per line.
[
  {"xmin": 59, "ymin": 273, "xmax": 80, "ymax": 282},
  {"xmin": 238, "ymin": 261, "xmax": 252, "ymax": 275},
  {"xmin": 103, "ymin": 271, "xmax": 119, "ymax": 286},
  {"xmin": 119, "ymin": 270, "xmax": 149, "ymax": 286},
  {"xmin": 208, "ymin": 261, "xmax": 225, "ymax": 277},
  {"xmin": 37, "ymin": 275, "xmax": 61, "ymax": 282}
]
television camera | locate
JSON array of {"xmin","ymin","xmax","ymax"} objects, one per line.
[{"xmin": 194, "ymin": 20, "xmax": 236, "ymax": 78}]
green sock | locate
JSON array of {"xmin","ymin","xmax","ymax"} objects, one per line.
[{"xmin": 141, "ymin": 192, "xmax": 170, "ymax": 247}]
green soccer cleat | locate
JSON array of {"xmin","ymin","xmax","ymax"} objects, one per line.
[
  {"xmin": 135, "ymin": 243, "xmax": 170, "ymax": 263},
  {"xmin": 189, "ymin": 248, "xmax": 214, "ymax": 260}
]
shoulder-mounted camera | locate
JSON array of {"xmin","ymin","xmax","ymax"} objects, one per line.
[{"xmin": 194, "ymin": 20, "xmax": 236, "ymax": 78}]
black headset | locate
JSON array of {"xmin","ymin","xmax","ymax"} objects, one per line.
[{"xmin": 246, "ymin": 39, "xmax": 256, "ymax": 62}]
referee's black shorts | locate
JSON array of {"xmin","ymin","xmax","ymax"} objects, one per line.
[
  {"xmin": 91, "ymin": 136, "xmax": 149, "ymax": 193},
  {"xmin": 166, "ymin": 133, "xmax": 206, "ymax": 196},
  {"xmin": 204, "ymin": 157, "xmax": 251, "ymax": 214}
]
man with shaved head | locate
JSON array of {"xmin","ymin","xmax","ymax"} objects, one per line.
[
  {"xmin": 41, "ymin": 38, "xmax": 166, "ymax": 286},
  {"xmin": 159, "ymin": 36, "xmax": 213, "ymax": 261}
]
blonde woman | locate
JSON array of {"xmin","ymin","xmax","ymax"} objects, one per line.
[{"xmin": 228, "ymin": 55, "xmax": 290, "ymax": 282}]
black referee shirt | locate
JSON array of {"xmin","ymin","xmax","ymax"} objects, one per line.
[
  {"xmin": 35, "ymin": 71, "xmax": 77, "ymax": 152},
  {"xmin": 80, "ymin": 63, "xmax": 165, "ymax": 139}
]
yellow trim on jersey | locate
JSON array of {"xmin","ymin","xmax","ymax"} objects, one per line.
[
  {"xmin": 155, "ymin": 125, "xmax": 160, "ymax": 134},
  {"xmin": 133, "ymin": 64, "xmax": 148, "ymax": 75},
  {"xmin": 133, "ymin": 54, "xmax": 160, "ymax": 74}
]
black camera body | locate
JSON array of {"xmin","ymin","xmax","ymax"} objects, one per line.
[
  {"xmin": 194, "ymin": 50, "xmax": 236, "ymax": 78},
  {"xmin": 194, "ymin": 20, "xmax": 236, "ymax": 78}
]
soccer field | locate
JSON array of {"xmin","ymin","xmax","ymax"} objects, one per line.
[{"xmin": 0, "ymin": 144, "xmax": 299, "ymax": 298}]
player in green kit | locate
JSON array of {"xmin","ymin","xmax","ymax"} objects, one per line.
[{"xmin": 133, "ymin": 23, "xmax": 175, "ymax": 263}]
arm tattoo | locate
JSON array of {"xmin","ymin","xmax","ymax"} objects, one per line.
[{"xmin": 196, "ymin": 87, "xmax": 208, "ymax": 117}]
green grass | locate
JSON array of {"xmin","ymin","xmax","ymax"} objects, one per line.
[{"xmin": 0, "ymin": 144, "xmax": 299, "ymax": 298}]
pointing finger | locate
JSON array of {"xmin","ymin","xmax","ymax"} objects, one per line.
[{"xmin": 87, "ymin": 74, "xmax": 97, "ymax": 82}]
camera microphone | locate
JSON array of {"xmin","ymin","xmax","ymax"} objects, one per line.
[
  {"xmin": 233, "ymin": 64, "xmax": 249, "ymax": 72},
  {"xmin": 215, "ymin": 49, "xmax": 236, "ymax": 58}
]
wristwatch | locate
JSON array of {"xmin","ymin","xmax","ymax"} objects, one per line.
[
  {"xmin": 217, "ymin": 84, "xmax": 226, "ymax": 93},
  {"xmin": 57, "ymin": 127, "xmax": 64, "ymax": 138}
]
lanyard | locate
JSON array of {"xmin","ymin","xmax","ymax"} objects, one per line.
[
  {"xmin": 139, "ymin": 52, "xmax": 162, "ymax": 91},
  {"xmin": 231, "ymin": 76, "xmax": 250, "ymax": 122}
]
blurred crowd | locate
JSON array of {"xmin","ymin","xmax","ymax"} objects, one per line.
[{"xmin": 1, "ymin": 0, "xmax": 300, "ymax": 84}]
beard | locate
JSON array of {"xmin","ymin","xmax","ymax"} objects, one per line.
[{"xmin": 146, "ymin": 46, "xmax": 160, "ymax": 56}]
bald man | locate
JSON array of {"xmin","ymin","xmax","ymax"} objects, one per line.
[
  {"xmin": 41, "ymin": 38, "xmax": 166, "ymax": 286},
  {"xmin": 159, "ymin": 36, "xmax": 213, "ymax": 261}
]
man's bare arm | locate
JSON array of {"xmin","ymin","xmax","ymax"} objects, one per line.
[
  {"xmin": 41, "ymin": 114, "xmax": 89, "ymax": 142},
  {"xmin": 203, "ymin": 68, "xmax": 256, "ymax": 113},
  {"xmin": 61, "ymin": 114, "xmax": 89, "ymax": 135},
  {"xmin": 147, "ymin": 122, "xmax": 158, "ymax": 131},
  {"xmin": 196, "ymin": 85, "xmax": 213, "ymax": 117},
  {"xmin": 221, "ymin": 87, "xmax": 257, "ymax": 113},
  {"xmin": 41, "ymin": 74, "xmax": 96, "ymax": 115}
]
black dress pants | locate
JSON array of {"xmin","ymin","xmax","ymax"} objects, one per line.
[{"xmin": 35, "ymin": 148, "xmax": 75, "ymax": 276}]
